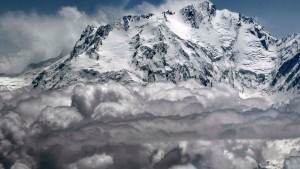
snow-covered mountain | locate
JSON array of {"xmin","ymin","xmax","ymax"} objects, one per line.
[
  {"xmin": 271, "ymin": 34, "xmax": 300, "ymax": 92},
  {"xmin": 25, "ymin": 0, "xmax": 299, "ymax": 94}
]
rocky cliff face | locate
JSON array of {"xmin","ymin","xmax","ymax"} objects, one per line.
[
  {"xmin": 271, "ymin": 34, "xmax": 300, "ymax": 92},
  {"xmin": 32, "ymin": 0, "xmax": 299, "ymax": 95}
]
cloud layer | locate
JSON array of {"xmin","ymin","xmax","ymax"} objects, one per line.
[{"xmin": 1, "ymin": 79, "xmax": 300, "ymax": 168}]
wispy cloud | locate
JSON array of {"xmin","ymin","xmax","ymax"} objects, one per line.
[{"xmin": 0, "ymin": 7, "xmax": 101, "ymax": 74}]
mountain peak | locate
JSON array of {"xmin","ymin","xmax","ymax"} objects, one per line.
[
  {"xmin": 180, "ymin": 1, "xmax": 216, "ymax": 28},
  {"xmin": 29, "ymin": 1, "xmax": 300, "ymax": 95}
]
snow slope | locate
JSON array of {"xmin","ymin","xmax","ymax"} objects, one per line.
[
  {"xmin": 4, "ymin": 0, "xmax": 297, "ymax": 96},
  {"xmin": 271, "ymin": 34, "xmax": 300, "ymax": 93}
]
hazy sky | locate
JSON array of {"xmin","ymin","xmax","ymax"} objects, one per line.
[{"xmin": 0, "ymin": 0, "xmax": 299, "ymax": 38}]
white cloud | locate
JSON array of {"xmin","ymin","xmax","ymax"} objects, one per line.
[
  {"xmin": 0, "ymin": 7, "xmax": 105, "ymax": 74},
  {"xmin": 38, "ymin": 106, "xmax": 83, "ymax": 130},
  {"xmin": 10, "ymin": 162, "xmax": 30, "ymax": 169},
  {"xmin": 284, "ymin": 157, "xmax": 300, "ymax": 169},
  {"xmin": 69, "ymin": 154, "xmax": 113, "ymax": 169},
  {"xmin": 169, "ymin": 163, "xmax": 197, "ymax": 169}
]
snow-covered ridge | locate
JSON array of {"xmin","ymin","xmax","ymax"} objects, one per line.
[{"xmin": 5, "ymin": 0, "xmax": 299, "ymax": 95}]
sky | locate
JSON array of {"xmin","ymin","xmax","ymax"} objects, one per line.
[
  {"xmin": 0, "ymin": 0, "xmax": 299, "ymax": 74},
  {"xmin": 0, "ymin": 0, "xmax": 299, "ymax": 38}
]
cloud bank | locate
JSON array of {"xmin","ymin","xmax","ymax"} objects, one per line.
[{"xmin": 0, "ymin": 79, "xmax": 300, "ymax": 169}]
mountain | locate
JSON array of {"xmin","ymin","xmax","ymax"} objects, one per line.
[
  {"xmin": 0, "ymin": 54, "xmax": 64, "ymax": 91},
  {"xmin": 27, "ymin": 0, "xmax": 299, "ymax": 95},
  {"xmin": 271, "ymin": 34, "xmax": 300, "ymax": 92}
]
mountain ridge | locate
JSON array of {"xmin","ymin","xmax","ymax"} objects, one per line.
[{"xmin": 8, "ymin": 0, "xmax": 299, "ymax": 95}]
